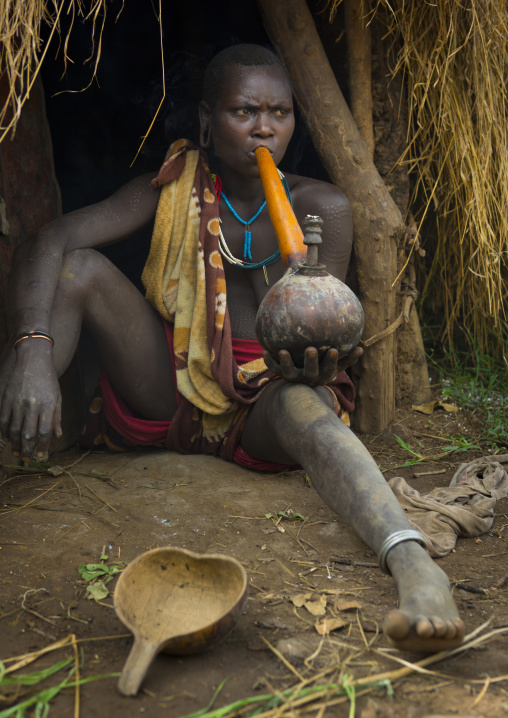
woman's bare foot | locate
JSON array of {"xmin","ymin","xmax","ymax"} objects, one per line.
[{"xmin": 384, "ymin": 541, "xmax": 465, "ymax": 653}]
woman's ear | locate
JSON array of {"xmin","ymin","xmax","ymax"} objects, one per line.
[{"xmin": 199, "ymin": 100, "xmax": 212, "ymax": 148}]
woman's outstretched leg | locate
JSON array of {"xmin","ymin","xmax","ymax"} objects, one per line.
[{"xmin": 241, "ymin": 382, "xmax": 464, "ymax": 652}]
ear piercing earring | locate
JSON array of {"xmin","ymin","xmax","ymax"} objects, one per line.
[{"xmin": 201, "ymin": 124, "xmax": 211, "ymax": 148}]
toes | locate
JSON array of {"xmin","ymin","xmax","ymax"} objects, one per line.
[
  {"xmin": 453, "ymin": 617, "xmax": 466, "ymax": 640},
  {"xmin": 415, "ymin": 616, "xmax": 434, "ymax": 639},
  {"xmin": 432, "ymin": 618, "xmax": 465, "ymax": 642},
  {"xmin": 415, "ymin": 615, "xmax": 458, "ymax": 639},
  {"xmin": 443, "ymin": 621, "xmax": 458, "ymax": 640},
  {"xmin": 385, "ymin": 613, "xmax": 465, "ymax": 653},
  {"xmin": 384, "ymin": 609, "xmax": 410, "ymax": 640},
  {"xmin": 429, "ymin": 616, "xmax": 448, "ymax": 638}
]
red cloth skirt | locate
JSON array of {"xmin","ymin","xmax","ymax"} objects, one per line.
[{"xmin": 82, "ymin": 323, "xmax": 299, "ymax": 471}]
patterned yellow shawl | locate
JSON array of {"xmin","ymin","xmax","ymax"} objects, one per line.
[{"xmin": 142, "ymin": 139, "xmax": 271, "ymax": 416}]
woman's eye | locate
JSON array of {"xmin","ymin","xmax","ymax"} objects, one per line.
[
  {"xmin": 234, "ymin": 108, "xmax": 251, "ymax": 116},
  {"xmin": 273, "ymin": 108, "xmax": 289, "ymax": 116}
]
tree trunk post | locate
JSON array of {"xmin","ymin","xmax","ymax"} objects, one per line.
[
  {"xmin": 257, "ymin": 0, "xmax": 403, "ymax": 432},
  {"xmin": 0, "ymin": 73, "xmax": 62, "ymax": 347},
  {"xmin": 344, "ymin": 0, "xmax": 375, "ymax": 158},
  {"xmin": 0, "ymin": 73, "xmax": 83, "ymax": 453}
]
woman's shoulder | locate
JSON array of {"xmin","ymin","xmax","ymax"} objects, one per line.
[{"xmin": 283, "ymin": 173, "xmax": 350, "ymax": 214}]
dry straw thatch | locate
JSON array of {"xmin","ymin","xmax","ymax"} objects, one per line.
[
  {"xmin": 385, "ymin": 0, "xmax": 507, "ymax": 356},
  {"xmin": 0, "ymin": 0, "xmax": 112, "ymax": 143},
  {"xmin": 332, "ymin": 0, "xmax": 508, "ymax": 355}
]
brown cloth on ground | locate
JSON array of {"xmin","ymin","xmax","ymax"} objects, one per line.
[{"xmin": 388, "ymin": 455, "xmax": 508, "ymax": 557}]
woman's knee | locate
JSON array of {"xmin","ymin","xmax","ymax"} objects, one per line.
[
  {"xmin": 314, "ymin": 385, "xmax": 337, "ymax": 411},
  {"xmin": 267, "ymin": 381, "xmax": 336, "ymax": 420},
  {"xmin": 58, "ymin": 248, "xmax": 113, "ymax": 299}
]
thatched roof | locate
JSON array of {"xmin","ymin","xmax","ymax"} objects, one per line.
[
  {"xmin": 0, "ymin": 0, "xmax": 109, "ymax": 143},
  {"xmin": 338, "ymin": 0, "xmax": 507, "ymax": 355}
]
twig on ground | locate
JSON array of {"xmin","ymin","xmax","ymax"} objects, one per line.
[
  {"xmin": 71, "ymin": 633, "xmax": 80, "ymax": 718},
  {"xmin": 21, "ymin": 588, "xmax": 57, "ymax": 626},
  {"xmin": 491, "ymin": 573, "xmax": 508, "ymax": 590},
  {"xmin": 0, "ymin": 481, "xmax": 62, "ymax": 519},
  {"xmin": 329, "ymin": 556, "xmax": 378, "ymax": 569},
  {"xmin": 274, "ymin": 557, "xmax": 297, "ymax": 577},
  {"xmin": 84, "ymin": 484, "xmax": 117, "ymax": 512},
  {"xmin": 57, "ymin": 505, "xmax": 108, "ymax": 537},
  {"xmin": 454, "ymin": 581, "xmax": 489, "ymax": 595},
  {"xmin": 261, "ymin": 637, "xmax": 304, "ymax": 682},
  {"xmin": 469, "ymin": 676, "xmax": 491, "ymax": 710},
  {"xmin": 3, "ymin": 633, "xmax": 131, "ymax": 676},
  {"xmin": 413, "ymin": 469, "xmax": 447, "ymax": 477},
  {"xmin": 30, "ymin": 626, "xmax": 57, "ymax": 642},
  {"xmin": 62, "ymin": 451, "xmax": 92, "ymax": 471}
]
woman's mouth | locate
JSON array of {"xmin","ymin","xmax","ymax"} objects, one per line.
[{"xmin": 248, "ymin": 147, "xmax": 273, "ymax": 160}]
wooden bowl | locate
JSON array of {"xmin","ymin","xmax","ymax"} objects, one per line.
[{"xmin": 114, "ymin": 546, "xmax": 248, "ymax": 695}]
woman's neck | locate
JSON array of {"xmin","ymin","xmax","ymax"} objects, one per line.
[{"xmin": 216, "ymin": 166, "xmax": 265, "ymax": 206}]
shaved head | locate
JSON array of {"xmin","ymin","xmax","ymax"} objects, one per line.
[{"xmin": 202, "ymin": 44, "xmax": 291, "ymax": 108}]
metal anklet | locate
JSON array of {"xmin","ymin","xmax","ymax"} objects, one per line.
[{"xmin": 378, "ymin": 529, "xmax": 428, "ymax": 575}]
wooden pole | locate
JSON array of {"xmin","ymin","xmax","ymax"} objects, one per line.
[
  {"xmin": 257, "ymin": 0, "xmax": 403, "ymax": 433},
  {"xmin": 0, "ymin": 74, "xmax": 61, "ymax": 348},
  {"xmin": 0, "ymin": 74, "xmax": 83, "ymax": 453},
  {"xmin": 344, "ymin": 0, "xmax": 375, "ymax": 159}
]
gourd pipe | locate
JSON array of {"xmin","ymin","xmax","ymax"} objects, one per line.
[{"xmin": 255, "ymin": 146, "xmax": 307, "ymax": 268}]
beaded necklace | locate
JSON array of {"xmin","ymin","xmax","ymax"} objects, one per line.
[{"xmin": 212, "ymin": 171, "xmax": 293, "ymax": 285}]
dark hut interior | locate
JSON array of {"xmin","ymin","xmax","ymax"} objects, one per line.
[{"xmin": 40, "ymin": 0, "xmax": 347, "ymax": 291}]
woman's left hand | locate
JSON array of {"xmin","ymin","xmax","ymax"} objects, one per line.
[{"xmin": 262, "ymin": 345, "xmax": 363, "ymax": 387}]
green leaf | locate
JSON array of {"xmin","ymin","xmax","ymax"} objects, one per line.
[
  {"xmin": 0, "ymin": 661, "xmax": 121, "ymax": 718},
  {"xmin": 183, "ymin": 677, "xmax": 229, "ymax": 718},
  {"xmin": 442, "ymin": 444, "xmax": 481, "ymax": 452},
  {"xmin": 0, "ymin": 659, "xmax": 72, "ymax": 687},
  {"xmin": 65, "ymin": 672, "xmax": 121, "ymax": 687},
  {"xmin": 23, "ymin": 456, "xmax": 51, "ymax": 469},
  {"xmin": 78, "ymin": 561, "xmax": 125, "ymax": 583},
  {"xmin": 266, "ymin": 510, "xmax": 307, "ymax": 522},
  {"xmin": 393, "ymin": 435, "xmax": 422, "ymax": 458},
  {"xmin": 86, "ymin": 580, "xmax": 110, "ymax": 601},
  {"xmin": 0, "ymin": 668, "xmax": 74, "ymax": 718},
  {"xmin": 77, "ymin": 564, "xmax": 109, "ymax": 582},
  {"xmin": 276, "ymin": 510, "xmax": 306, "ymax": 521}
]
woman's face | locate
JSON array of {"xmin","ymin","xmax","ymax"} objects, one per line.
[{"xmin": 201, "ymin": 64, "xmax": 295, "ymax": 177}]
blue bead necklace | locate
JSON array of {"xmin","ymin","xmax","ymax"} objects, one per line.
[
  {"xmin": 213, "ymin": 173, "xmax": 293, "ymax": 283},
  {"xmin": 221, "ymin": 192, "xmax": 266, "ymax": 261}
]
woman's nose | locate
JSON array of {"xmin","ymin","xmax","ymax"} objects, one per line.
[{"xmin": 252, "ymin": 113, "xmax": 274, "ymax": 137}]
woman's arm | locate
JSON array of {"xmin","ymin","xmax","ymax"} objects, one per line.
[
  {"xmin": 292, "ymin": 177, "xmax": 354, "ymax": 283},
  {"xmin": 0, "ymin": 173, "xmax": 160, "ymax": 459},
  {"xmin": 10, "ymin": 173, "xmax": 159, "ymax": 332}
]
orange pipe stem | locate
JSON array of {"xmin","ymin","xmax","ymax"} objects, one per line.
[{"xmin": 255, "ymin": 147, "xmax": 307, "ymax": 268}]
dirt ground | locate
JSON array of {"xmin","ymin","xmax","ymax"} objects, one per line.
[{"xmin": 1, "ymin": 401, "xmax": 507, "ymax": 718}]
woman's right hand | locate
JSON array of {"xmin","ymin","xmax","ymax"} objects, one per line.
[
  {"xmin": 0, "ymin": 341, "xmax": 62, "ymax": 461},
  {"xmin": 263, "ymin": 345, "xmax": 363, "ymax": 387}
]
